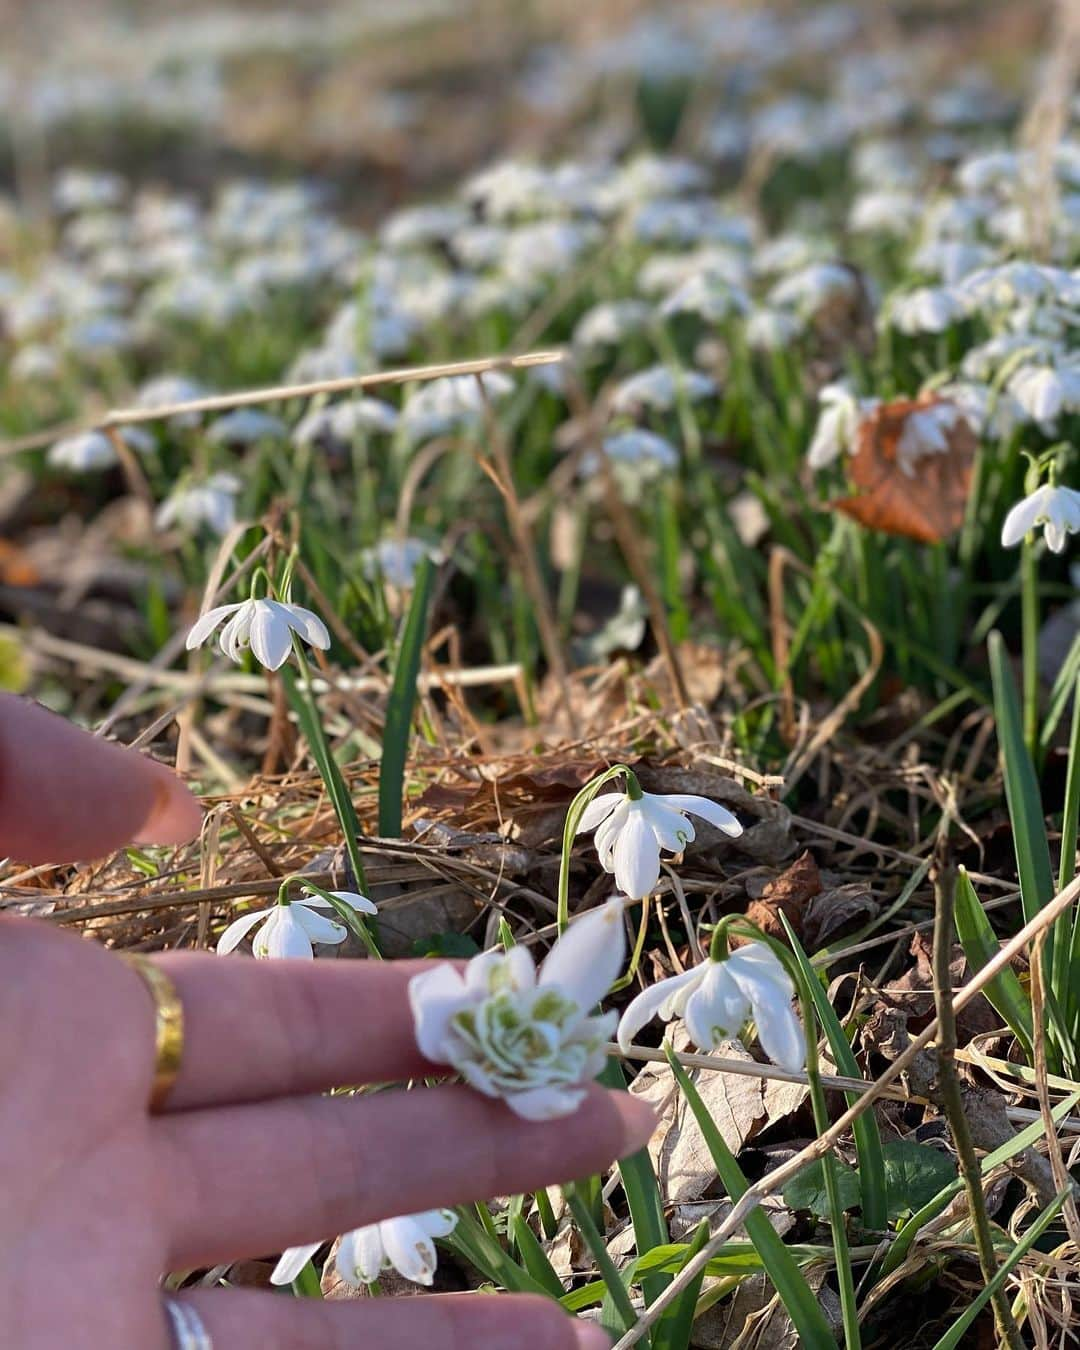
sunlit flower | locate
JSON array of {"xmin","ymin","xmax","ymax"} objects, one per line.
[
  {"xmin": 217, "ymin": 889, "xmax": 376, "ymax": 959},
  {"xmin": 617, "ymin": 941, "xmax": 804, "ymax": 1070},
  {"xmin": 271, "ymin": 1208, "xmax": 458, "ymax": 1290},
  {"xmin": 362, "ymin": 537, "xmax": 438, "ymax": 589},
  {"xmin": 806, "ymin": 384, "xmax": 874, "ymax": 470},
  {"xmin": 47, "ymin": 426, "xmax": 151, "ymax": 472},
  {"xmin": 609, "ymin": 364, "xmax": 716, "ymax": 415},
  {"xmin": 1001, "ymin": 483, "xmax": 1080, "ymax": 553},
  {"xmin": 409, "ymin": 899, "xmax": 626, "ymax": 1120},
  {"xmin": 185, "ymin": 597, "xmax": 330, "ymax": 670},
  {"xmin": 206, "ymin": 408, "xmax": 287, "ymax": 446},
  {"xmin": 575, "ymin": 788, "xmax": 741, "ymax": 900}
]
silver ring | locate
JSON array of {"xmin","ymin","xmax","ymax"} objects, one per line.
[{"xmin": 164, "ymin": 1297, "xmax": 213, "ymax": 1350}]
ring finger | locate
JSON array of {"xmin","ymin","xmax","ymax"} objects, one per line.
[
  {"xmin": 165, "ymin": 1289, "xmax": 611, "ymax": 1350},
  {"xmin": 157, "ymin": 1083, "xmax": 654, "ymax": 1269}
]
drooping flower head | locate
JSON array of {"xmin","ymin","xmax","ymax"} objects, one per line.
[
  {"xmin": 575, "ymin": 781, "xmax": 742, "ymax": 900},
  {"xmin": 409, "ymin": 899, "xmax": 626, "ymax": 1120},
  {"xmin": 217, "ymin": 888, "xmax": 375, "ymax": 960},
  {"xmin": 617, "ymin": 939, "xmax": 804, "ymax": 1072},
  {"xmin": 1001, "ymin": 482, "xmax": 1080, "ymax": 554},
  {"xmin": 271, "ymin": 1208, "xmax": 458, "ymax": 1290},
  {"xmin": 186, "ymin": 595, "xmax": 330, "ymax": 670}
]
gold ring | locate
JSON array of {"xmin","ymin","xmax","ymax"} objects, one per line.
[{"xmin": 121, "ymin": 954, "xmax": 184, "ymax": 1111}]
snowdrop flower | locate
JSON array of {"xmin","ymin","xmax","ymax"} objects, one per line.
[
  {"xmin": 217, "ymin": 890, "xmax": 376, "ymax": 959},
  {"xmin": 47, "ymin": 426, "xmax": 150, "ymax": 472},
  {"xmin": 1001, "ymin": 483, "xmax": 1080, "ymax": 553},
  {"xmin": 573, "ymin": 300, "xmax": 652, "ymax": 351},
  {"xmin": 155, "ymin": 473, "xmax": 241, "ymax": 536},
  {"xmin": 186, "ymin": 597, "xmax": 330, "ymax": 670},
  {"xmin": 895, "ymin": 403, "xmax": 968, "ymax": 476},
  {"xmin": 135, "ymin": 374, "xmax": 212, "ymax": 428},
  {"xmin": 659, "ymin": 273, "xmax": 750, "ymax": 323},
  {"xmin": 745, "ymin": 307, "xmax": 800, "ymax": 351},
  {"xmin": 848, "ymin": 189, "xmax": 921, "ymax": 236},
  {"xmin": 886, "ymin": 286, "xmax": 965, "ymax": 335},
  {"xmin": 206, "ymin": 408, "xmax": 286, "ymax": 446},
  {"xmin": 362, "ymin": 537, "xmax": 438, "ymax": 589},
  {"xmin": 576, "ymin": 787, "xmax": 741, "ymax": 900},
  {"xmin": 617, "ymin": 940, "xmax": 804, "ymax": 1071},
  {"xmin": 609, "ymin": 364, "xmax": 716, "ymax": 415},
  {"xmin": 409, "ymin": 899, "xmax": 627, "ymax": 1120},
  {"xmin": 271, "ymin": 1209, "xmax": 457, "ymax": 1290},
  {"xmin": 806, "ymin": 384, "xmax": 874, "ymax": 470},
  {"xmin": 768, "ymin": 262, "xmax": 859, "ymax": 317},
  {"xmin": 401, "ymin": 370, "xmax": 515, "ymax": 443},
  {"xmin": 1008, "ymin": 364, "xmax": 1080, "ymax": 428}
]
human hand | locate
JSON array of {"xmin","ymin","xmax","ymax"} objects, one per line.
[{"xmin": 0, "ymin": 697, "xmax": 653, "ymax": 1349}]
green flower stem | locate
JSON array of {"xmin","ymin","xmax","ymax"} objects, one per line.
[
  {"xmin": 557, "ymin": 764, "xmax": 636, "ymax": 934},
  {"xmin": 564, "ymin": 1184, "xmax": 638, "ymax": 1335},
  {"xmin": 290, "ymin": 1258, "xmax": 324, "ymax": 1298},
  {"xmin": 292, "ymin": 875, "xmax": 379, "ymax": 959},
  {"xmin": 796, "ymin": 981, "xmax": 861, "ymax": 1350},
  {"xmin": 285, "ymin": 641, "xmax": 378, "ymax": 956},
  {"xmin": 1021, "ymin": 534, "xmax": 1039, "ymax": 759}
]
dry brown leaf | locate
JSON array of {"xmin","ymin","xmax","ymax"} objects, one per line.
[
  {"xmin": 831, "ymin": 397, "xmax": 976, "ymax": 543},
  {"xmin": 0, "ymin": 538, "xmax": 39, "ymax": 586},
  {"xmin": 741, "ymin": 850, "xmax": 821, "ymax": 943},
  {"xmin": 630, "ymin": 1029, "xmax": 806, "ymax": 1204}
]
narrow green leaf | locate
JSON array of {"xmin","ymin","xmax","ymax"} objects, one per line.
[
  {"xmin": 954, "ymin": 868, "xmax": 1033, "ymax": 1058},
  {"xmin": 784, "ymin": 920, "xmax": 888, "ymax": 1231},
  {"xmin": 931, "ymin": 1187, "xmax": 1068, "ymax": 1350},
  {"xmin": 1059, "ymin": 674, "xmax": 1080, "ymax": 893},
  {"xmin": 651, "ymin": 1220, "xmax": 710, "ymax": 1350},
  {"xmin": 664, "ymin": 1045, "xmax": 838, "ymax": 1350},
  {"xmin": 601, "ymin": 1057, "xmax": 670, "ymax": 1308},
  {"xmin": 445, "ymin": 1210, "xmax": 552, "ymax": 1298},
  {"xmin": 511, "ymin": 1214, "xmax": 566, "ymax": 1299},
  {"xmin": 378, "ymin": 556, "xmax": 435, "ymax": 838},
  {"xmin": 565, "ymin": 1184, "xmax": 638, "ymax": 1337}
]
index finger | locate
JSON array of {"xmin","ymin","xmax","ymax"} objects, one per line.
[{"xmin": 0, "ymin": 694, "xmax": 202, "ymax": 864}]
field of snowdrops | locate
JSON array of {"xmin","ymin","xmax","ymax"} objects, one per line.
[{"xmin": 3, "ymin": 0, "xmax": 1080, "ymax": 1345}]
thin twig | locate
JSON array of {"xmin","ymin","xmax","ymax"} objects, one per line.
[{"xmin": 1030, "ymin": 930, "xmax": 1080, "ymax": 1247}]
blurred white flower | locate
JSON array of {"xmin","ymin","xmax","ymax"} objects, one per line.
[
  {"xmin": 617, "ymin": 940, "xmax": 804, "ymax": 1070},
  {"xmin": 886, "ymin": 286, "xmax": 965, "ymax": 335},
  {"xmin": 271, "ymin": 1208, "xmax": 458, "ymax": 1290},
  {"xmin": 1008, "ymin": 364, "xmax": 1080, "ymax": 428},
  {"xmin": 362, "ymin": 537, "xmax": 438, "ymax": 589},
  {"xmin": 409, "ymin": 899, "xmax": 626, "ymax": 1120},
  {"xmin": 575, "ymin": 788, "xmax": 741, "ymax": 899},
  {"xmin": 1002, "ymin": 483, "xmax": 1080, "ymax": 553},
  {"xmin": 745, "ymin": 307, "xmax": 800, "ymax": 351},
  {"xmin": 207, "ymin": 408, "xmax": 287, "ymax": 446},
  {"xmin": 609, "ymin": 364, "xmax": 715, "ymax": 415},
  {"xmin": 573, "ymin": 300, "xmax": 652, "ymax": 351},
  {"xmin": 155, "ymin": 473, "xmax": 241, "ymax": 536},
  {"xmin": 47, "ymin": 426, "xmax": 150, "ymax": 472},
  {"xmin": 185, "ymin": 597, "xmax": 330, "ymax": 670},
  {"xmin": 895, "ymin": 402, "xmax": 967, "ymax": 476},
  {"xmin": 217, "ymin": 890, "xmax": 375, "ymax": 959},
  {"xmin": 401, "ymin": 370, "xmax": 514, "ymax": 443},
  {"xmin": 806, "ymin": 383, "xmax": 873, "ymax": 470}
]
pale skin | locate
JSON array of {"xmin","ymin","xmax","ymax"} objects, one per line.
[{"xmin": 0, "ymin": 695, "xmax": 655, "ymax": 1349}]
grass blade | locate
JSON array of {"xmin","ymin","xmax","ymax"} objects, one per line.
[
  {"xmin": 377, "ymin": 556, "xmax": 435, "ymax": 838},
  {"xmin": 784, "ymin": 918, "xmax": 888, "ymax": 1232},
  {"xmin": 663, "ymin": 1044, "xmax": 838, "ymax": 1349},
  {"xmin": 953, "ymin": 868, "xmax": 1033, "ymax": 1059},
  {"xmin": 650, "ymin": 1220, "xmax": 710, "ymax": 1350},
  {"xmin": 510, "ymin": 1213, "xmax": 566, "ymax": 1299},
  {"xmin": 930, "ymin": 1187, "xmax": 1068, "ymax": 1350}
]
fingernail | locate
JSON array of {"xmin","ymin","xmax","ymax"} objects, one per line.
[
  {"xmin": 613, "ymin": 1094, "xmax": 658, "ymax": 1155},
  {"xmin": 134, "ymin": 770, "xmax": 204, "ymax": 846},
  {"xmin": 575, "ymin": 1324, "xmax": 613, "ymax": 1350}
]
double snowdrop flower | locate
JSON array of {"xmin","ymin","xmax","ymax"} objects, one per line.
[
  {"xmin": 409, "ymin": 899, "xmax": 626, "ymax": 1120},
  {"xmin": 617, "ymin": 940, "xmax": 805, "ymax": 1071},
  {"xmin": 186, "ymin": 596, "xmax": 329, "ymax": 670},
  {"xmin": 575, "ymin": 786, "xmax": 742, "ymax": 900},
  {"xmin": 271, "ymin": 1209, "xmax": 457, "ymax": 1290},
  {"xmin": 1001, "ymin": 482, "xmax": 1080, "ymax": 554},
  {"xmin": 217, "ymin": 888, "xmax": 376, "ymax": 959}
]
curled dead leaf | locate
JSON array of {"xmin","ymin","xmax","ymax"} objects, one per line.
[{"xmin": 831, "ymin": 397, "xmax": 976, "ymax": 543}]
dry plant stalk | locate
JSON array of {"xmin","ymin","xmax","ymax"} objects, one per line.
[{"xmin": 1021, "ymin": 0, "xmax": 1080, "ymax": 258}]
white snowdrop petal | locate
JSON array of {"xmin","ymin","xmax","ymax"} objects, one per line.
[
  {"xmin": 612, "ymin": 803, "xmax": 661, "ymax": 900},
  {"xmin": 338, "ymin": 1225, "xmax": 385, "ymax": 1286},
  {"xmin": 270, "ymin": 1243, "xmax": 322, "ymax": 1286},
  {"xmin": 216, "ymin": 907, "xmax": 270, "ymax": 954},
  {"xmin": 185, "ymin": 602, "xmax": 242, "ymax": 650},
  {"xmin": 248, "ymin": 603, "xmax": 293, "ymax": 670},
  {"xmin": 507, "ymin": 1084, "xmax": 586, "ymax": 1120},
  {"xmin": 539, "ymin": 898, "xmax": 626, "ymax": 1013},
  {"xmin": 576, "ymin": 792, "xmax": 622, "ymax": 833},
  {"xmin": 617, "ymin": 967, "xmax": 702, "ymax": 1051},
  {"xmin": 408, "ymin": 964, "xmax": 469, "ymax": 1062},
  {"xmin": 660, "ymin": 793, "xmax": 743, "ymax": 836},
  {"xmin": 380, "ymin": 1216, "xmax": 439, "ymax": 1285}
]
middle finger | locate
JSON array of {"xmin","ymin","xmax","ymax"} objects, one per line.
[{"xmin": 157, "ymin": 1082, "xmax": 655, "ymax": 1269}]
